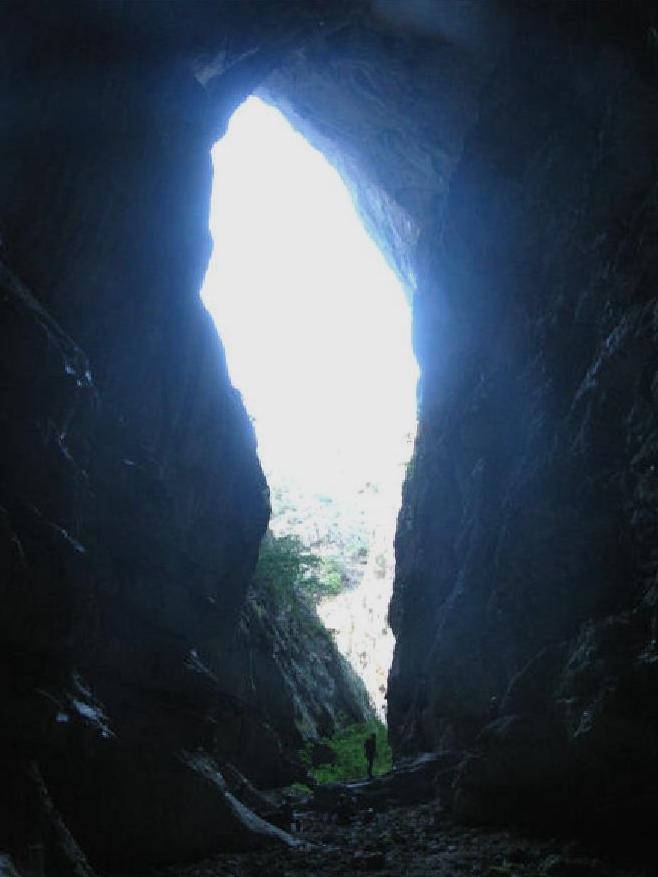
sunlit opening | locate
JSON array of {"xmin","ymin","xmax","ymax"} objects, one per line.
[{"xmin": 201, "ymin": 96, "xmax": 418, "ymax": 716}]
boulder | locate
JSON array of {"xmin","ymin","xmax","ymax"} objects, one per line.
[{"xmin": 312, "ymin": 752, "xmax": 460, "ymax": 813}]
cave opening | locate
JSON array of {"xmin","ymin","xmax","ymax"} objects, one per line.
[{"xmin": 201, "ymin": 96, "xmax": 418, "ymax": 717}]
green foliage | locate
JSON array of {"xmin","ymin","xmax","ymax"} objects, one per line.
[
  {"xmin": 302, "ymin": 720, "xmax": 392, "ymax": 783},
  {"xmin": 254, "ymin": 533, "xmax": 320, "ymax": 605},
  {"xmin": 286, "ymin": 781, "xmax": 313, "ymax": 796},
  {"xmin": 254, "ymin": 532, "xmax": 349, "ymax": 607},
  {"xmin": 268, "ymin": 480, "xmax": 373, "ymax": 592},
  {"xmin": 317, "ymin": 556, "xmax": 346, "ymax": 597}
]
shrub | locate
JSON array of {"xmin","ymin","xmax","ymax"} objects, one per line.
[
  {"xmin": 317, "ymin": 556, "xmax": 347, "ymax": 597},
  {"xmin": 254, "ymin": 532, "xmax": 348, "ymax": 606},
  {"xmin": 302, "ymin": 719, "xmax": 392, "ymax": 783},
  {"xmin": 254, "ymin": 533, "xmax": 319, "ymax": 604}
]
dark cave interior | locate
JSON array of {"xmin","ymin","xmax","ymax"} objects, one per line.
[{"xmin": 1, "ymin": 2, "xmax": 658, "ymax": 876}]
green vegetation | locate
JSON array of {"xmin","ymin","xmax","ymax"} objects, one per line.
[
  {"xmin": 254, "ymin": 532, "xmax": 349, "ymax": 608},
  {"xmin": 317, "ymin": 556, "xmax": 347, "ymax": 596},
  {"xmin": 303, "ymin": 720, "xmax": 392, "ymax": 783},
  {"xmin": 286, "ymin": 781, "xmax": 313, "ymax": 796},
  {"xmin": 269, "ymin": 480, "xmax": 374, "ymax": 595},
  {"xmin": 254, "ymin": 533, "xmax": 319, "ymax": 604}
]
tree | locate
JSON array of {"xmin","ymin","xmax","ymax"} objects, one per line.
[{"xmin": 254, "ymin": 532, "xmax": 346, "ymax": 606}]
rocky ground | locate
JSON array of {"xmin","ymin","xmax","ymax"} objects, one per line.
[{"xmin": 146, "ymin": 797, "xmax": 651, "ymax": 877}]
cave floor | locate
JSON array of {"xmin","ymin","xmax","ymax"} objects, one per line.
[{"xmin": 148, "ymin": 802, "xmax": 650, "ymax": 877}]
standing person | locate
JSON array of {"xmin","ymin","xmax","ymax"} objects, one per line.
[{"xmin": 364, "ymin": 732, "xmax": 377, "ymax": 779}]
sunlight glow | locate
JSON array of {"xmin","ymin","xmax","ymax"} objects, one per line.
[{"xmin": 201, "ymin": 95, "xmax": 418, "ymax": 501}]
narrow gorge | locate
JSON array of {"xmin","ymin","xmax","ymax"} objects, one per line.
[{"xmin": 1, "ymin": 2, "xmax": 657, "ymax": 876}]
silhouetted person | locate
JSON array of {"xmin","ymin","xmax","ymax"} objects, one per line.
[
  {"xmin": 335, "ymin": 791, "xmax": 354, "ymax": 825},
  {"xmin": 279, "ymin": 795, "xmax": 294, "ymax": 831},
  {"xmin": 364, "ymin": 732, "xmax": 377, "ymax": 779}
]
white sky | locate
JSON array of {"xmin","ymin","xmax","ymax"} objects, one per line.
[{"xmin": 201, "ymin": 96, "xmax": 418, "ymax": 497}]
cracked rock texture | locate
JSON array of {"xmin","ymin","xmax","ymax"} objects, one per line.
[
  {"xmin": 387, "ymin": 10, "xmax": 658, "ymax": 843},
  {"xmin": 261, "ymin": 2, "xmax": 658, "ymax": 842},
  {"xmin": 1, "ymin": 1, "xmax": 360, "ymax": 870}
]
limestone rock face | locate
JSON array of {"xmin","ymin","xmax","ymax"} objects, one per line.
[
  {"xmin": 0, "ymin": 1, "xmax": 340, "ymax": 869},
  {"xmin": 213, "ymin": 592, "xmax": 372, "ymax": 789},
  {"xmin": 0, "ymin": 263, "xmax": 99, "ymax": 877},
  {"xmin": 261, "ymin": 4, "xmax": 493, "ymax": 288},
  {"xmin": 385, "ymin": 9, "xmax": 658, "ymax": 841},
  {"xmin": 265, "ymin": 0, "xmax": 658, "ymax": 843}
]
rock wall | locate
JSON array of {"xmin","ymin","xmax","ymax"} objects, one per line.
[
  {"xmin": 213, "ymin": 591, "xmax": 372, "ymax": 789},
  {"xmin": 387, "ymin": 6, "xmax": 658, "ymax": 842},
  {"xmin": 265, "ymin": 0, "xmax": 658, "ymax": 845},
  {"xmin": 0, "ymin": 1, "xmax": 358, "ymax": 871}
]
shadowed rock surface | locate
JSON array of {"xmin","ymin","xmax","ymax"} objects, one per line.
[
  {"xmin": 260, "ymin": 1, "xmax": 658, "ymax": 844},
  {"xmin": 208, "ymin": 591, "xmax": 373, "ymax": 789},
  {"xmin": 1, "ymin": 0, "xmax": 657, "ymax": 872},
  {"xmin": 142, "ymin": 794, "xmax": 652, "ymax": 877},
  {"xmin": 386, "ymin": 9, "xmax": 658, "ymax": 843},
  {"xmin": 1, "ymin": 1, "xmax": 364, "ymax": 869}
]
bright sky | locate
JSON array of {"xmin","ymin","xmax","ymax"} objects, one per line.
[{"xmin": 201, "ymin": 96, "xmax": 418, "ymax": 496}]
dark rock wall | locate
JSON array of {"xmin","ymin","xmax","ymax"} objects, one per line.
[
  {"xmin": 0, "ymin": 2, "xmax": 357, "ymax": 870},
  {"xmin": 265, "ymin": 0, "xmax": 658, "ymax": 841},
  {"xmin": 262, "ymin": 8, "xmax": 493, "ymax": 288},
  {"xmin": 387, "ymin": 8, "xmax": 658, "ymax": 838},
  {"xmin": 0, "ymin": 262, "xmax": 99, "ymax": 877},
  {"xmin": 212, "ymin": 592, "xmax": 373, "ymax": 789}
]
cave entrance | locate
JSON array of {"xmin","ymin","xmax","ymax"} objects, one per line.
[{"xmin": 201, "ymin": 96, "xmax": 418, "ymax": 718}]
